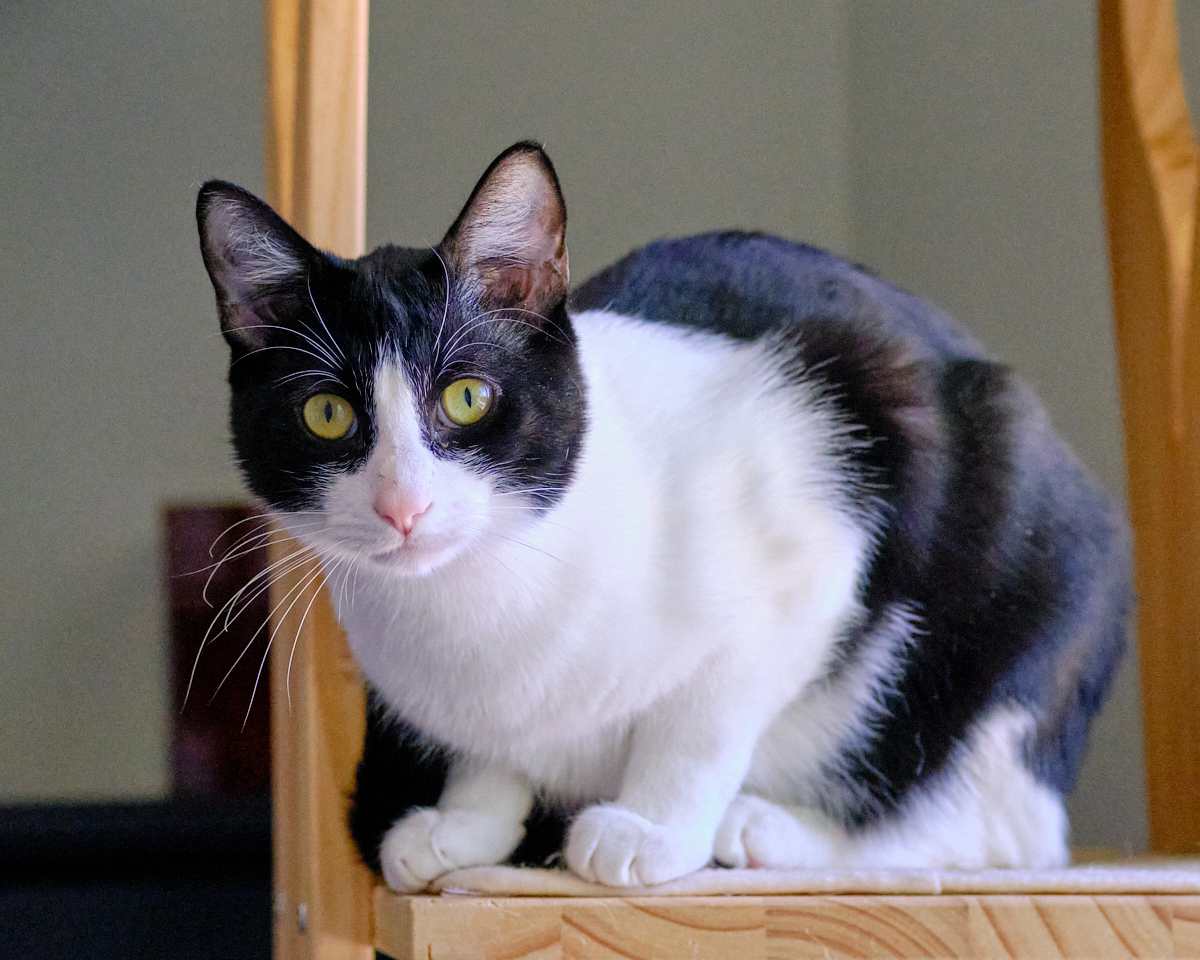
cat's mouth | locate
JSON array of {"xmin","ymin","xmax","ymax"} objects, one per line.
[
  {"xmin": 373, "ymin": 543, "xmax": 409, "ymax": 564},
  {"xmin": 368, "ymin": 536, "xmax": 463, "ymax": 577}
]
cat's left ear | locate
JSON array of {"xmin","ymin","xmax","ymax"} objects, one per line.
[{"xmin": 441, "ymin": 142, "xmax": 569, "ymax": 313}]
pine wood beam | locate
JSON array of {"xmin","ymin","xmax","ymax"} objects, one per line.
[
  {"xmin": 264, "ymin": 0, "xmax": 373, "ymax": 957},
  {"xmin": 375, "ymin": 890, "xmax": 1200, "ymax": 960},
  {"xmin": 1100, "ymin": 0, "xmax": 1200, "ymax": 855}
]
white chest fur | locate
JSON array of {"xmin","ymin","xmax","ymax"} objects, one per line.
[{"xmin": 305, "ymin": 310, "xmax": 873, "ymax": 801}]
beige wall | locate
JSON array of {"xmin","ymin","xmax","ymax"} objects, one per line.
[
  {"xmin": 363, "ymin": 1, "xmax": 853, "ymax": 275},
  {"xmin": 0, "ymin": 0, "xmax": 1147, "ymax": 851},
  {"xmin": 0, "ymin": 1, "xmax": 260, "ymax": 799}
]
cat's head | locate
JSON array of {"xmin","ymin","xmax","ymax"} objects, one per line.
[{"xmin": 197, "ymin": 142, "xmax": 585, "ymax": 577}]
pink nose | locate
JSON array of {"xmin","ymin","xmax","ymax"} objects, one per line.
[{"xmin": 373, "ymin": 495, "xmax": 431, "ymax": 536}]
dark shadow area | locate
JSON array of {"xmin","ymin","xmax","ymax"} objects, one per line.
[{"xmin": 0, "ymin": 798, "xmax": 271, "ymax": 959}]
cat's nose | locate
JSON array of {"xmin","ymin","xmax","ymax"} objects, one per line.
[{"xmin": 373, "ymin": 493, "xmax": 431, "ymax": 536}]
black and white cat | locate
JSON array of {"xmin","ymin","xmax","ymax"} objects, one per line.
[{"xmin": 197, "ymin": 142, "xmax": 1131, "ymax": 890}]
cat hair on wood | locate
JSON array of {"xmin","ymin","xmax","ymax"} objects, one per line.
[{"xmin": 197, "ymin": 141, "xmax": 1131, "ymax": 889}]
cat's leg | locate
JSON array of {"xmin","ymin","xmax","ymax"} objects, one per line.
[
  {"xmin": 380, "ymin": 758, "xmax": 533, "ymax": 892},
  {"xmin": 566, "ymin": 670, "xmax": 772, "ymax": 887},
  {"xmin": 714, "ymin": 708, "xmax": 1070, "ymax": 871},
  {"xmin": 833, "ymin": 708, "xmax": 1070, "ymax": 870},
  {"xmin": 712, "ymin": 794, "xmax": 842, "ymax": 869}
]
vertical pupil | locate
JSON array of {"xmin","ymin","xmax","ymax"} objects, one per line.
[
  {"xmin": 324, "ymin": 400, "xmax": 334, "ymax": 423},
  {"xmin": 463, "ymin": 386, "xmax": 473, "ymax": 408}
]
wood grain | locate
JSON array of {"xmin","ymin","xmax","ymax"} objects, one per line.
[
  {"xmin": 269, "ymin": 546, "xmax": 375, "ymax": 960},
  {"xmin": 264, "ymin": 0, "xmax": 299, "ymax": 219},
  {"xmin": 564, "ymin": 899, "xmax": 766, "ymax": 959},
  {"xmin": 1099, "ymin": 0, "xmax": 1200, "ymax": 855},
  {"xmin": 768, "ymin": 898, "xmax": 967, "ymax": 959},
  {"xmin": 1173, "ymin": 899, "xmax": 1200, "ymax": 957},
  {"xmin": 372, "ymin": 893, "xmax": 1200, "ymax": 959},
  {"xmin": 265, "ymin": 0, "xmax": 372, "ymax": 957},
  {"xmin": 290, "ymin": 0, "xmax": 368, "ymax": 253}
]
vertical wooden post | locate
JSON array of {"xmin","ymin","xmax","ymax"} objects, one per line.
[
  {"xmin": 264, "ymin": 0, "xmax": 374, "ymax": 957},
  {"xmin": 1099, "ymin": 0, "xmax": 1200, "ymax": 855}
]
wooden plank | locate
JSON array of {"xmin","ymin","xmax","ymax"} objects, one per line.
[
  {"xmin": 264, "ymin": 0, "xmax": 299, "ymax": 220},
  {"xmin": 1099, "ymin": 0, "xmax": 1200, "ymax": 855},
  {"xmin": 290, "ymin": 0, "xmax": 369, "ymax": 257},
  {"xmin": 374, "ymin": 892, "xmax": 566, "ymax": 960},
  {"xmin": 1171, "ymin": 898, "xmax": 1200, "ymax": 957},
  {"xmin": 373, "ymin": 892, "xmax": 1200, "ymax": 959},
  {"xmin": 270, "ymin": 533, "xmax": 308, "ymax": 960},
  {"xmin": 264, "ymin": 5, "xmax": 304, "ymax": 953},
  {"xmin": 974, "ymin": 896, "xmax": 1153, "ymax": 958},
  {"xmin": 564, "ymin": 899, "xmax": 766, "ymax": 959},
  {"xmin": 269, "ymin": 545, "xmax": 375, "ymax": 960},
  {"xmin": 1096, "ymin": 897, "xmax": 1174, "ymax": 957},
  {"xmin": 767, "ymin": 897, "xmax": 967, "ymax": 959},
  {"xmin": 265, "ymin": 0, "xmax": 372, "ymax": 958}
]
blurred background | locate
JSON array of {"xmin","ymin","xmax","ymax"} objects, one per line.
[{"xmin": 3, "ymin": 0, "xmax": 1189, "ymax": 954}]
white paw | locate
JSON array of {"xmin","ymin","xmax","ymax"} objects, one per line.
[
  {"xmin": 379, "ymin": 806, "xmax": 525, "ymax": 892},
  {"xmin": 713, "ymin": 794, "xmax": 838, "ymax": 869},
  {"xmin": 565, "ymin": 805, "xmax": 711, "ymax": 887}
]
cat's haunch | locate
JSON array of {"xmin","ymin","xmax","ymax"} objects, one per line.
[{"xmin": 198, "ymin": 141, "xmax": 1130, "ymax": 889}]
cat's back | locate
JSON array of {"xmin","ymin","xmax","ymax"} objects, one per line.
[
  {"xmin": 571, "ymin": 231, "xmax": 984, "ymax": 361},
  {"xmin": 571, "ymin": 229, "xmax": 1132, "ymax": 821}
]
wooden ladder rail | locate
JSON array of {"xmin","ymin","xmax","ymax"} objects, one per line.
[
  {"xmin": 1100, "ymin": 0, "xmax": 1200, "ymax": 856},
  {"xmin": 263, "ymin": 0, "xmax": 375, "ymax": 957}
]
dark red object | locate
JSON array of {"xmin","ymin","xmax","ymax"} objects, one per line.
[{"xmin": 164, "ymin": 504, "xmax": 271, "ymax": 797}]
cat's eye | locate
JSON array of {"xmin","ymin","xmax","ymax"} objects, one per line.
[
  {"xmin": 439, "ymin": 378, "xmax": 494, "ymax": 426},
  {"xmin": 303, "ymin": 393, "xmax": 357, "ymax": 439}
]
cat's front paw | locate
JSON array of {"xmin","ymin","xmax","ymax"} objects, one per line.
[
  {"xmin": 712, "ymin": 794, "xmax": 839, "ymax": 869},
  {"xmin": 379, "ymin": 806, "xmax": 525, "ymax": 892},
  {"xmin": 566, "ymin": 805, "xmax": 711, "ymax": 887}
]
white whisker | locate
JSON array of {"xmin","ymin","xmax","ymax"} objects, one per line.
[
  {"xmin": 431, "ymin": 247, "xmax": 453, "ymax": 364},
  {"xmin": 248, "ymin": 563, "xmax": 327, "ymax": 727},
  {"xmin": 484, "ymin": 530, "xmax": 596, "ymax": 585},
  {"xmin": 182, "ymin": 540, "xmax": 323, "ymax": 709},
  {"xmin": 307, "ymin": 273, "xmax": 348, "ymax": 364}
]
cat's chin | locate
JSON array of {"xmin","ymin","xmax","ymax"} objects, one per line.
[{"xmin": 368, "ymin": 540, "xmax": 466, "ymax": 578}]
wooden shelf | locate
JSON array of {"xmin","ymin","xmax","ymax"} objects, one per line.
[{"xmin": 374, "ymin": 888, "xmax": 1200, "ymax": 960}]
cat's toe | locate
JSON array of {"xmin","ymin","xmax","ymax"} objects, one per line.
[
  {"xmin": 379, "ymin": 806, "xmax": 525, "ymax": 892},
  {"xmin": 566, "ymin": 805, "xmax": 710, "ymax": 887},
  {"xmin": 713, "ymin": 794, "xmax": 838, "ymax": 869}
]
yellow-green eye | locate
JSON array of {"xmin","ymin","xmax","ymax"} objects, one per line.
[
  {"xmin": 303, "ymin": 393, "xmax": 356, "ymax": 439},
  {"xmin": 440, "ymin": 378, "xmax": 494, "ymax": 426}
]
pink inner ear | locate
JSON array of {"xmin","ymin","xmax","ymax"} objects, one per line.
[
  {"xmin": 523, "ymin": 192, "xmax": 569, "ymax": 280},
  {"xmin": 477, "ymin": 261, "xmax": 563, "ymax": 313},
  {"xmin": 446, "ymin": 149, "xmax": 570, "ymax": 310},
  {"xmin": 221, "ymin": 300, "xmax": 271, "ymax": 348}
]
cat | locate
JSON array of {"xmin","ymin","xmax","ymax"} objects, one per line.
[{"xmin": 197, "ymin": 141, "xmax": 1131, "ymax": 890}]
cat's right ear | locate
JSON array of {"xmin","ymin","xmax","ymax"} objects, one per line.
[
  {"xmin": 196, "ymin": 181, "xmax": 311, "ymax": 349},
  {"xmin": 441, "ymin": 142, "xmax": 569, "ymax": 316}
]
